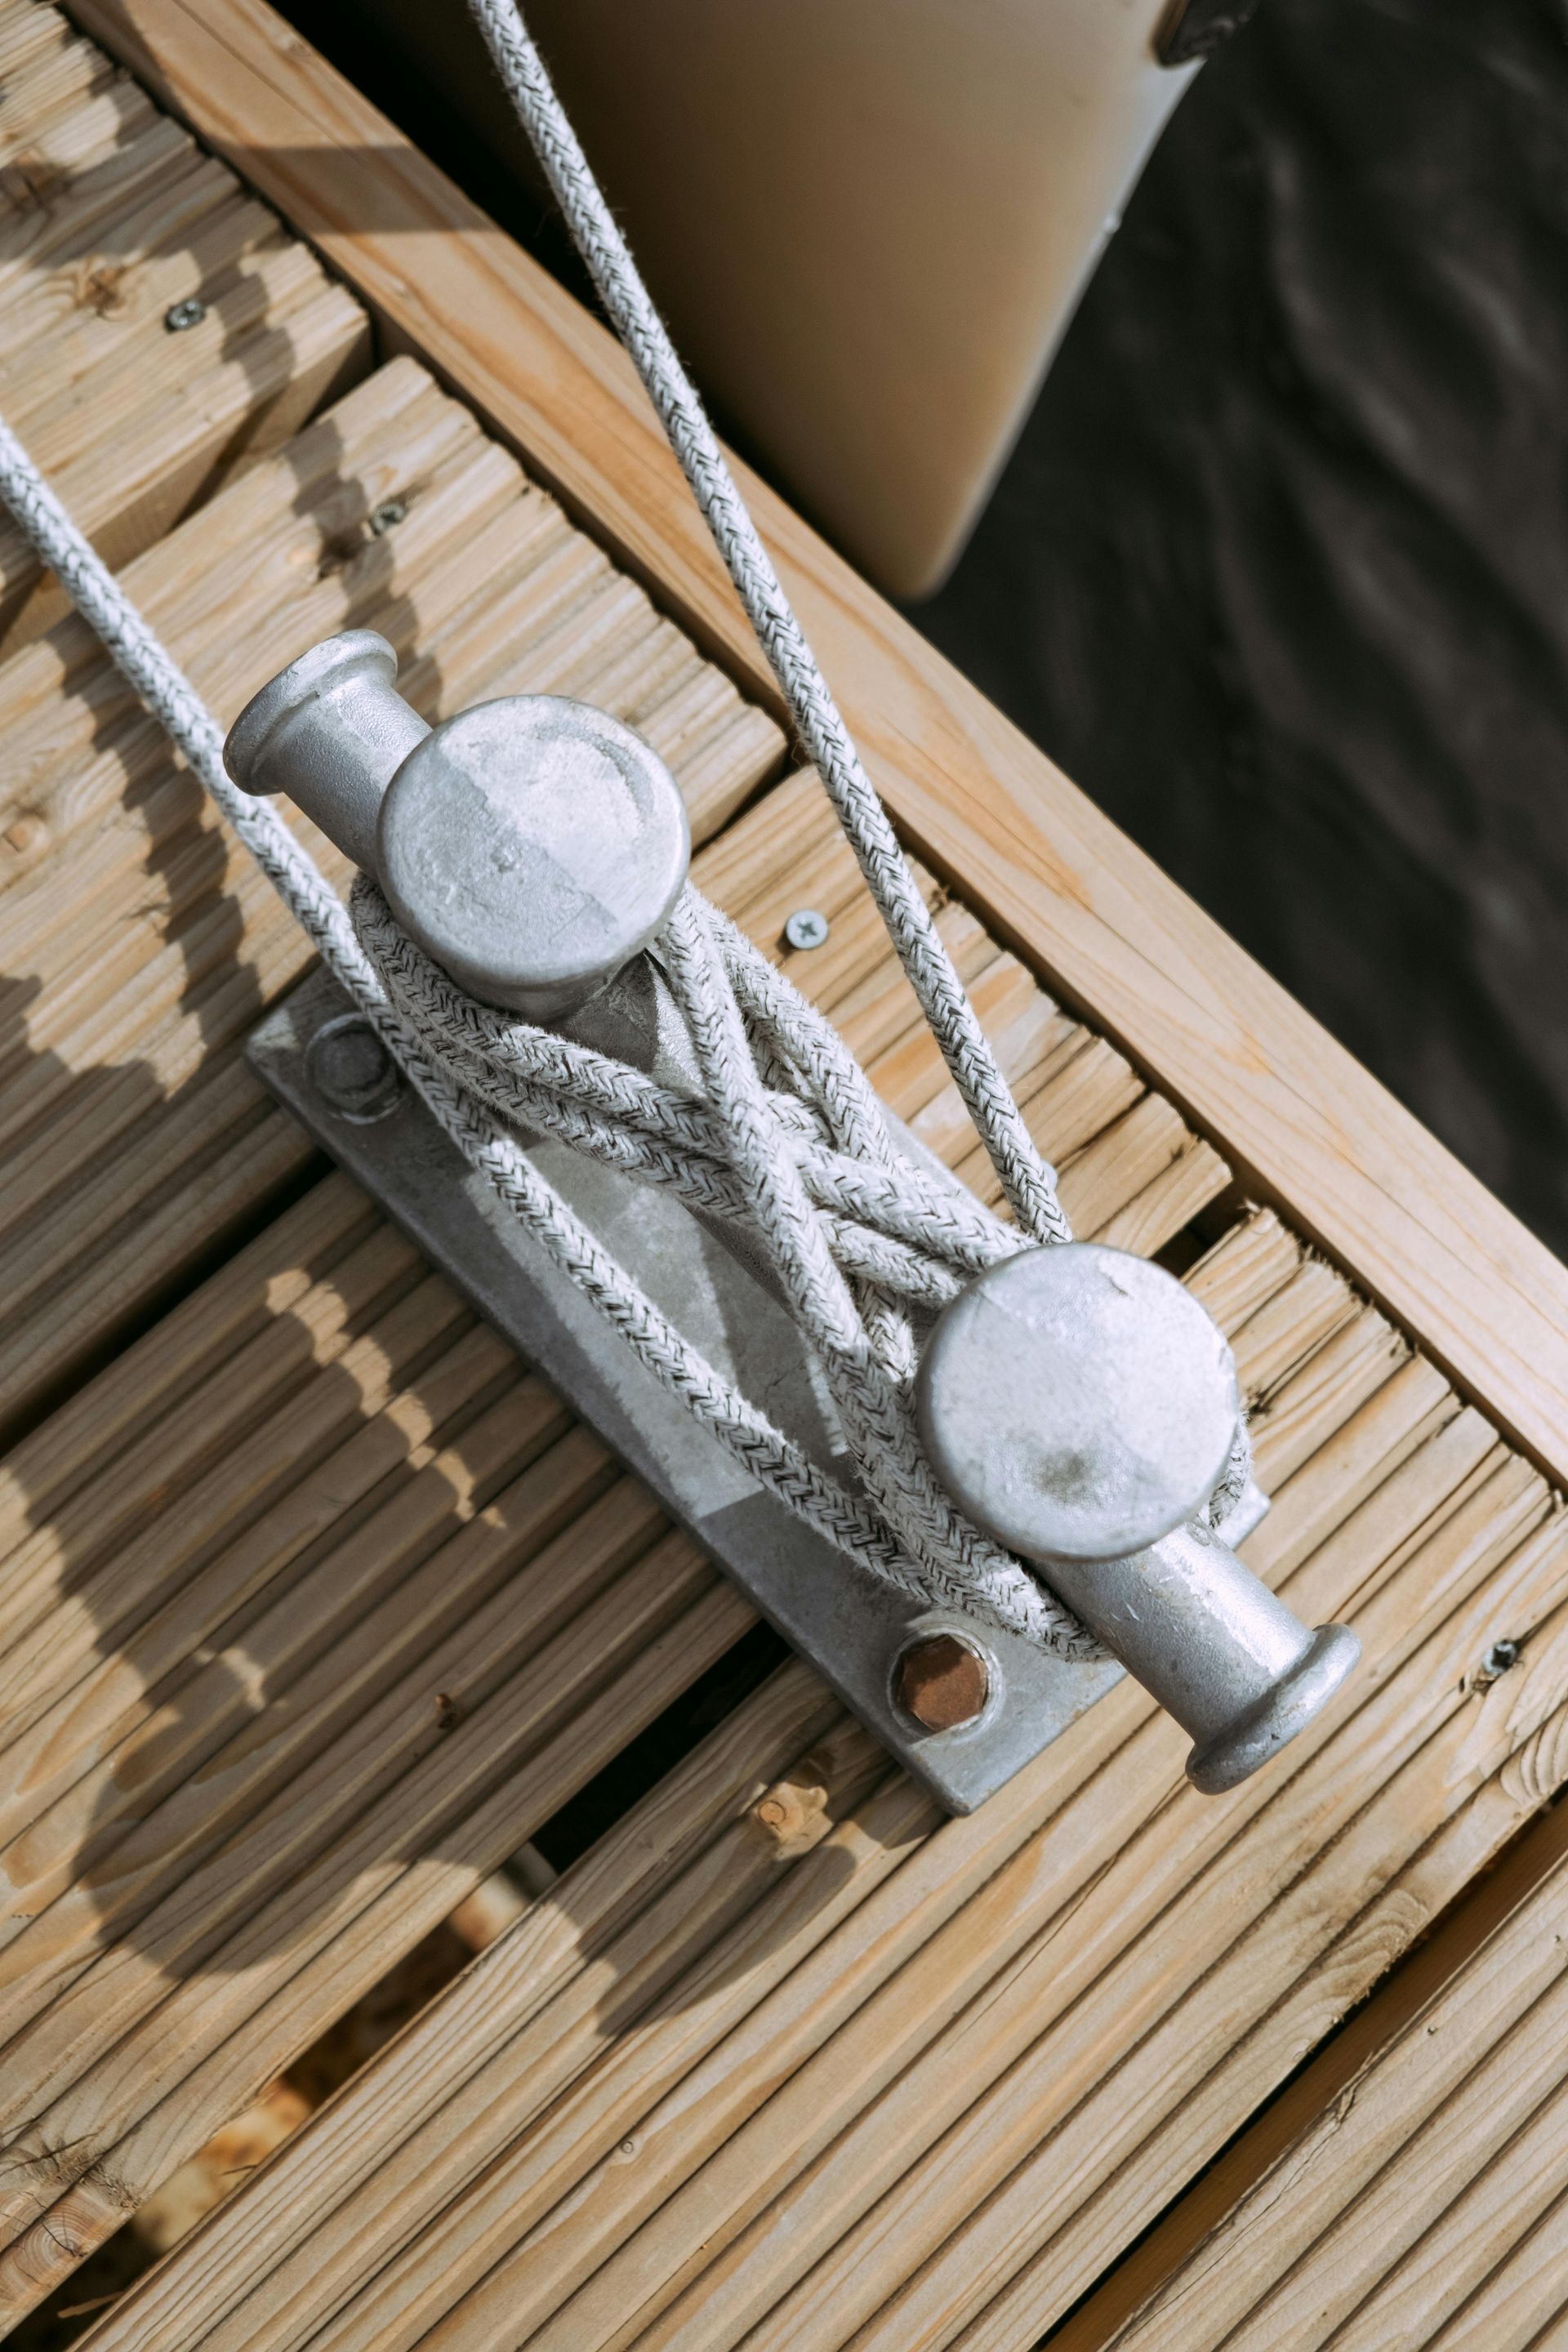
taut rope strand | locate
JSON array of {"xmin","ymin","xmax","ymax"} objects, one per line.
[{"xmin": 467, "ymin": 0, "xmax": 1071, "ymax": 1247}]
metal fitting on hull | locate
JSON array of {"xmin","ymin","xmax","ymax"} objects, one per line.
[{"xmin": 917, "ymin": 1241, "xmax": 1360, "ymax": 1789}]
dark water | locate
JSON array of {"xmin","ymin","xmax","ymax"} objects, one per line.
[
  {"xmin": 290, "ymin": 0, "xmax": 1568, "ymax": 1257},
  {"xmin": 920, "ymin": 0, "xmax": 1568, "ymax": 1258}
]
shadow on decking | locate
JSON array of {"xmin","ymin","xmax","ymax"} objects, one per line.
[{"xmin": 0, "ymin": 339, "xmax": 878, "ymax": 2311}]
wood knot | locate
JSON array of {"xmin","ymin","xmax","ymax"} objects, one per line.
[
  {"xmin": 72, "ymin": 260, "xmax": 130, "ymax": 318},
  {"xmin": 0, "ymin": 153, "xmax": 64, "ymax": 212},
  {"xmin": 2, "ymin": 811, "xmax": 49, "ymax": 869},
  {"xmin": 751, "ymin": 1772, "xmax": 831, "ymax": 1853}
]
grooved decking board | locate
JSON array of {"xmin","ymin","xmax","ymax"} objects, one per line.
[
  {"xmin": 0, "ymin": 0, "xmax": 368, "ymax": 644},
  {"xmin": 69, "ymin": 1211, "xmax": 1568, "ymax": 2352},
  {"xmin": 0, "ymin": 346, "xmax": 782, "ymax": 1437},
  {"xmin": 0, "ymin": 61, "xmax": 1236, "ymax": 2302},
  {"xmin": 0, "ymin": 800, "xmax": 1224, "ymax": 2316},
  {"xmin": 1081, "ymin": 1798, "xmax": 1568, "ymax": 2352},
  {"xmin": 72, "ymin": 0, "xmax": 1568, "ymax": 1508},
  {"xmin": 2, "ymin": 10, "xmax": 1568, "ymax": 2348}
]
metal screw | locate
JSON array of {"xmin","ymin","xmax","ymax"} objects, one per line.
[
  {"xmin": 751, "ymin": 1766, "xmax": 830, "ymax": 1851},
  {"xmin": 368, "ymin": 498, "xmax": 408, "ymax": 536},
  {"xmin": 164, "ymin": 295, "xmax": 207, "ymax": 332},
  {"xmin": 1480, "ymin": 1638, "xmax": 1521, "ymax": 1683},
  {"xmin": 305, "ymin": 1014, "xmax": 403, "ymax": 1122},
  {"xmin": 894, "ymin": 1633, "xmax": 990, "ymax": 1733},
  {"xmin": 784, "ymin": 907, "xmax": 830, "ymax": 951}
]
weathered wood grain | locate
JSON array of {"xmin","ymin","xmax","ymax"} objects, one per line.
[
  {"xmin": 0, "ymin": 1575, "xmax": 754, "ymax": 2318},
  {"xmin": 55, "ymin": 1218, "xmax": 1494, "ymax": 2352},
  {"xmin": 65, "ymin": 1658, "xmax": 857, "ymax": 2352},
  {"xmin": 0, "ymin": 1257, "xmax": 481, "ymax": 1762},
  {"xmin": 0, "ymin": 386, "xmax": 1229, "ymax": 2333},
  {"xmin": 0, "ymin": 354, "xmax": 782, "ymax": 1436},
  {"xmin": 0, "ymin": 889, "xmax": 1223, "ymax": 2320},
  {"xmin": 427, "ymin": 1456, "xmax": 1561, "ymax": 2352},
  {"xmin": 0, "ymin": 4, "xmax": 368, "ymax": 641},
  {"xmin": 1073, "ymin": 1802, "xmax": 1568, "ymax": 2352}
]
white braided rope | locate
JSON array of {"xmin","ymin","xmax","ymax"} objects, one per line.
[
  {"xmin": 350, "ymin": 873, "xmax": 1099, "ymax": 1642},
  {"xmin": 466, "ymin": 0, "xmax": 1071, "ymax": 1249},
  {"xmin": 0, "ymin": 416, "xmax": 1101, "ymax": 1655},
  {"xmin": 350, "ymin": 886, "xmax": 1022, "ymax": 1309}
]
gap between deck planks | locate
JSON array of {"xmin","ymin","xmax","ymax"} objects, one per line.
[
  {"xmin": 0, "ymin": 737, "xmax": 1235, "ymax": 2321},
  {"xmin": 65, "ymin": 1213, "xmax": 1568, "ymax": 2352},
  {"xmin": 1045, "ymin": 1784, "xmax": 1568, "ymax": 2351},
  {"xmin": 2, "ymin": 7, "xmax": 1567, "ymax": 2345},
  {"xmin": 0, "ymin": 1204, "xmax": 1363, "ymax": 2342}
]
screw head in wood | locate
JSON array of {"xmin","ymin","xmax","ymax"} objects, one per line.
[
  {"xmin": 893, "ymin": 1633, "xmax": 991, "ymax": 1733},
  {"xmin": 164, "ymin": 295, "xmax": 207, "ymax": 332},
  {"xmin": 784, "ymin": 907, "xmax": 830, "ymax": 951}
]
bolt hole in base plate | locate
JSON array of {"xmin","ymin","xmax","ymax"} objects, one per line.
[{"xmin": 249, "ymin": 972, "xmax": 1127, "ymax": 1811}]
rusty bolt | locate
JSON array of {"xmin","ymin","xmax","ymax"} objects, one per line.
[{"xmin": 894, "ymin": 1633, "xmax": 990, "ymax": 1733}]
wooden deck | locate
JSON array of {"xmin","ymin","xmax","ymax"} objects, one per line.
[
  {"xmin": 1070, "ymin": 1793, "xmax": 1568, "ymax": 2350},
  {"xmin": 2, "ymin": 2, "xmax": 1568, "ymax": 2343}
]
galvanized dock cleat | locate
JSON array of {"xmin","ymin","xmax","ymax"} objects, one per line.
[
  {"xmin": 232, "ymin": 630, "xmax": 1357, "ymax": 1809},
  {"xmin": 917, "ymin": 1242, "xmax": 1359, "ymax": 1790}
]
